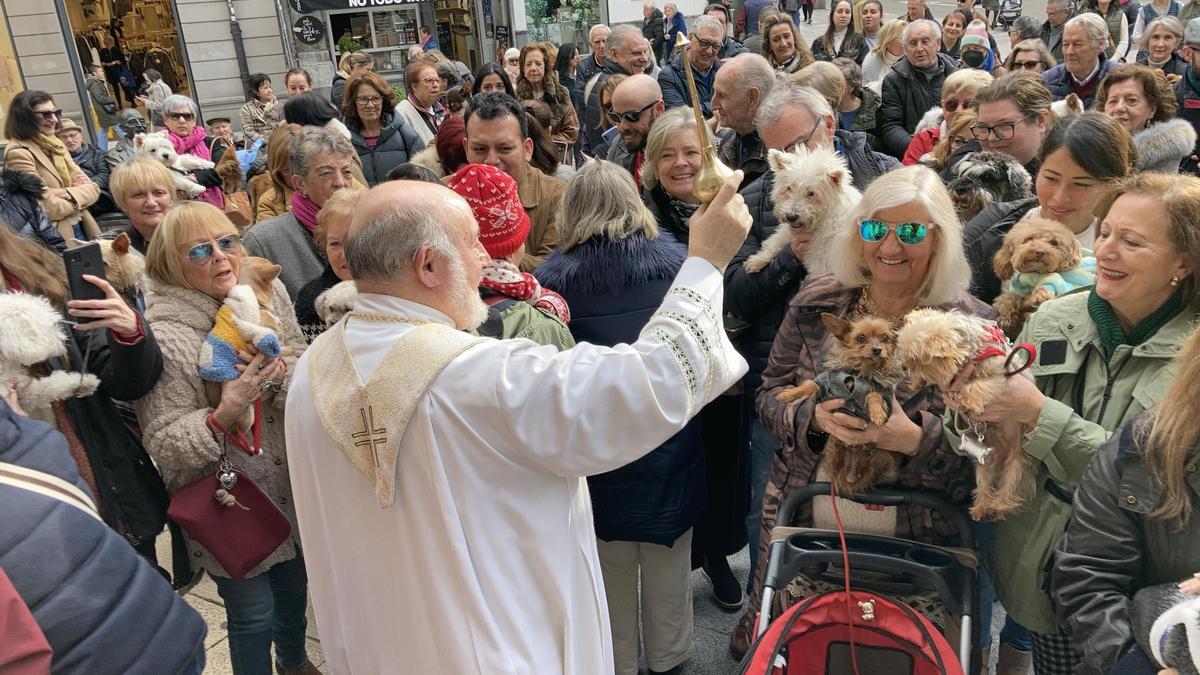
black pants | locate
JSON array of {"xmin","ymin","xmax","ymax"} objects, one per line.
[{"xmin": 802, "ymin": 3, "xmax": 814, "ymax": 21}]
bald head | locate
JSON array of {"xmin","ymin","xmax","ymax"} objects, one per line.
[
  {"xmin": 610, "ymin": 74, "xmax": 665, "ymax": 153},
  {"xmin": 612, "ymin": 73, "xmax": 663, "ymax": 110},
  {"xmin": 347, "ymin": 181, "xmax": 473, "ymax": 283}
]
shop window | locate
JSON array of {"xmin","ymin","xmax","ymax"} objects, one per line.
[
  {"xmin": 329, "ymin": 8, "xmax": 422, "ymax": 75},
  {"xmin": 0, "ymin": 11, "xmax": 24, "ymax": 144}
]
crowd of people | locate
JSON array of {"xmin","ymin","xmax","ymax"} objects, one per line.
[{"xmin": 3, "ymin": 0, "xmax": 1200, "ymax": 673}]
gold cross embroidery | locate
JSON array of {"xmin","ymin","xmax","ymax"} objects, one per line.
[{"xmin": 352, "ymin": 406, "xmax": 387, "ymax": 468}]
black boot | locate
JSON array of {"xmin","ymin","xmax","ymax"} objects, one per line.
[{"xmin": 702, "ymin": 555, "xmax": 745, "ymax": 611}]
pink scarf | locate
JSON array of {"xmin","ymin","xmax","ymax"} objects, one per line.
[
  {"xmin": 291, "ymin": 190, "xmax": 321, "ymax": 232},
  {"xmin": 169, "ymin": 125, "xmax": 224, "ymax": 209},
  {"xmin": 479, "ymin": 260, "xmax": 571, "ymax": 324}
]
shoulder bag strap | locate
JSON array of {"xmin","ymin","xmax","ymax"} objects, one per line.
[{"xmin": 0, "ymin": 461, "xmax": 102, "ymax": 521}]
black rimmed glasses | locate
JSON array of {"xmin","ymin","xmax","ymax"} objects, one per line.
[
  {"xmin": 970, "ymin": 113, "xmax": 1036, "ymax": 141},
  {"xmin": 694, "ymin": 37, "xmax": 723, "ymax": 52},
  {"xmin": 185, "ymin": 234, "xmax": 242, "ymax": 266},
  {"xmin": 356, "ymin": 95, "xmax": 383, "ymax": 107}
]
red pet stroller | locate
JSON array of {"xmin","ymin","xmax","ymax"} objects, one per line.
[{"xmin": 740, "ymin": 483, "xmax": 978, "ymax": 675}]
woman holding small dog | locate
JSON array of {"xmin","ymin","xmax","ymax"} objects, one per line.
[
  {"xmin": 161, "ymin": 94, "xmax": 228, "ymax": 210},
  {"xmin": 730, "ymin": 165, "xmax": 993, "ymax": 656},
  {"xmin": 137, "ymin": 200, "xmax": 315, "ymax": 675},
  {"xmin": 947, "ymin": 171, "xmax": 1200, "ymax": 673}
]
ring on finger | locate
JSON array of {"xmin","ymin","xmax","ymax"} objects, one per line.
[{"xmin": 257, "ymin": 362, "xmax": 267, "ymax": 370}]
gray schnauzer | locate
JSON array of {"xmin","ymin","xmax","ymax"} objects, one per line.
[{"xmin": 946, "ymin": 151, "xmax": 1033, "ymax": 223}]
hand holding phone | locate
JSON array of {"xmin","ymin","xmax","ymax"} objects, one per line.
[{"xmin": 63, "ymin": 242, "xmax": 107, "ymax": 302}]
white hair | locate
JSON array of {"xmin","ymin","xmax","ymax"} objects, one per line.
[
  {"xmin": 756, "ymin": 85, "xmax": 833, "ymax": 135},
  {"xmin": 1065, "ymin": 12, "xmax": 1109, "ymax": 48},
  {"xmin": 829, "ymin": 165, "xmax": 970, "ymax": 306},
  {"xmin": 607, "ymin": 24, "xmax": 644, "ymax": 54},
  {"xmin": 346, "ymin": 202, "xmax": 458, "ymax": 281},
  {"xmin": 589, "ymin": 24, "xmax": 611, "ymax": 40},
  {"xmin": 693, "ymin": 15, "xmax": 725, "ymax": 35},
  {"xmin": 505, "ymin": 47, "xmax": 520, "ymax": 60},
  {"xmin": 726, "ymin": 53, "xmax": 777, "ymax": 99},
  {"xmin": 160, "ymin": 94, "xmax": 199, "ymax": 118},
  {"xmin": 902, "ymin": 19, "xmax": 942, "ymax": 43}
]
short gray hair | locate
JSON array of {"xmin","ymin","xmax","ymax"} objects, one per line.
[
  {"xmin": 756, "ymin": 85, "xmax": 833, "ymax": 136},
  {"xmin": 829, "ymin": 165, "xmax": 970, "ymax": 305},
  {"xmin": 160, "ymin": 94, "xmax": 199, "ymax": 118},
  {"xmin": 607, "ymin": 24, "xmax": 643, "ymax": 54},
  {"xmin": 1141, "ymin": 15, "xmax": 1184, "ymax": 49},
  {"xmin": 289, "ymin": 126, "xmax": 356, "ymax": 178},
  {"xmin": 1011, "ymin": 15, "xmax": 1041, "ymax": 40},
  {"xmin": 345, "ymin": 202, "xmax": 458, "ymax": 281},
  {"xmin": 1065, "ymin": 12, "xmax": 1109, "ymax": 47},
  {"xmin": 556, "ymin": 160, "xmax": 659, "ymax": 251},
  {"xmin": 642, "ymin": 107, "xmax": 700, "ymax": 189},
  {"xmin": 728, "ymin": 53, "xmax": 778, "ymax": 101},
  {"xmin": 902, "ymin": 19, "xmax": 942, "ymax": 43},
  {"xmin": 693, "ymin": 15, "xmax": 725, "ymax": 35}
]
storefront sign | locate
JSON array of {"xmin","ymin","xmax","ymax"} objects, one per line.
[
  {"xmin": 293, "ymin": 16, "xmax": 325, "ymax": 44},
  {"xmin": 291, "ymin": 0, "xmax": 427, "ymax": 11}
]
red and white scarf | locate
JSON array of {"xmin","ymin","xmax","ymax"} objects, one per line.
[{"xmin": 479, "ymin": 260, "xmax": 570, "ymax": 324}]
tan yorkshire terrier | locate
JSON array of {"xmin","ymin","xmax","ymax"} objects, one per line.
[
  {"xmin": 776, "ymin": 313, "xmax": 902, "ymax": 496},
  {"xmin": 894, "ymin": 309, "xmax": 1031, "ymax": 520}
]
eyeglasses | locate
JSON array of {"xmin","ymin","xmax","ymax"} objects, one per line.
[
  {"xmin": 859, "ymin": 219, "xmax": 931, "ymax": 245},
  {"xmin": 37, "ymin": 109, "xmax": 64, "ymax": 121},
  {"xmin": 1011, "ymin": 59, "xmax": 1043, "ymax": 70},
  {"xmin": 609, "ymin": 100, "xmax": 658, "ymax": 124},
  {"xmin": 971, "ymin": 113, "xmax": 1036, "ymax": 141},
  {"xmin": 786, "ymin": 119, "xmax": 825, "ymax": 153},
  {"xmin": 419, "ymin": 77, "xmax": 440, "ymax": 86},
  {"xmin": 356, "ymin": 95, "xmax": 383, "ymax": 106},
  {"xmin": 694, "ymin": 37, "xmax": 723, "ymax": 52},
  {"xmin": 942, "ymin": 98, "xmax": 972, "ymax": 113},
  {"xmin": 184, "ymin": 234, "xmax": 242, "ymax": 266},
  {"xmin": 166, "ymin": 111, "xmax": 195, "ymax": 121}
]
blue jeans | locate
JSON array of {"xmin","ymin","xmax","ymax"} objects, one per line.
[
  {"xmin": 95, "ymin": 124, "xmax": 124, "ymax": 151},
  {"xmin": 212, "ymin": 555, "xmax": 310, "ymax": 675},
  {"xmin": 745, "ymin": 415, "xmax": 780, "ymax": 592},
  {"xmin": 974, "ymin": 521, "xmax": 1033, "ymax": 652}
]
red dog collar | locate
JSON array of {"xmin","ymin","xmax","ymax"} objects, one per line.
[{"xmin": 971, "ymin": 323, "xmax": 1037, "ymax": 377}]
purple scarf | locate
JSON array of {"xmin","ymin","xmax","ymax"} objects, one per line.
[
  {"xmin": 169, "ymin": 125, "xmax": 224, "ymax": 209},
  {"xmin": 291, "ymin": 190, "xmax": 321, "ymax": 232}
]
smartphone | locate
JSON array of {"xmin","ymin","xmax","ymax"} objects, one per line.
[{"xmin": 63, "ymin": 242, "xmax": 107, "ymax": 302}]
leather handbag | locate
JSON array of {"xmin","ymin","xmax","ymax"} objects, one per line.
[{"xmin": 167, "ymin": 408, "xmax": 291, "ymax": 580}]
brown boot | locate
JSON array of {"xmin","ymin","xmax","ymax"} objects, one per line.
[
  {"xmin": 997, "ymin": 644, "xmax": 1033, "ymax": 675},
  {"xmin": 275, "ymin": 661, "xmax": 321, "ymax": 675},
  {"xmin": 729, "ymin": 621, "xmax": 753, "ymax": 659}
]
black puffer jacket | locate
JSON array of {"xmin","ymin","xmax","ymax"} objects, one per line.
[
  {"xmin": 1051, "ymin": 418, "xmax": 1200, "ymax": 675},
  {"xmin": 659, "ymin": 53, "xmax": 720, "ymax": 117},
  {"xmin": 836, "ymin": 129, "xmax": 900, "ymax": 190},
  {"xmin": 962, "ymin": 196, "xmax": 1038, "ymax": 303},
  {"xmin": 723, "ymin": 170, "xmax": 806, "ymax": 390},
  {"xmin": 0, "ymin": 169, "xmax": 65, "ymax": 252},
  {"xmin": 0, "ymin": 400, "xmax": 205, "ymax": 674},
  {"xmin": 347, "ymin": 111, "xmax": 427, "ymax": 186},
  {"xmin": 880, "ymin": 53, "xmax": 959, "ymax": 157}
]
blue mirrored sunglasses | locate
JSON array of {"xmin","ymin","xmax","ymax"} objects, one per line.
[
  {"xmin": 186, "ymin": 234, "xmax": 241, "ymax": 266},
  {"xmin": 859, "ymin": 219, "xmax": 930, "ymax": 246}
]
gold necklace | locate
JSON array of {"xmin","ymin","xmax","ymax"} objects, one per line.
[
  {"xmin": 346, "ymin": 311, "xmax": 429, "ymax": 326},
  {"xmin": 855, "ymin": 285, "xmax": 912, "ymax": 322}
]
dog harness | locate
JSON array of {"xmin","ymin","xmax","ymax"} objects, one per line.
[
  {"xmin": 812, "ymin": 369, "xmax": 895, "ymax": 423},
  {"xmin": 971, "ymin": 323, "xmax": 1037, "ymax": 377},
  {"xmin": 1008, "ymin": 256, "xmax": 1097, "ymax": 297}
]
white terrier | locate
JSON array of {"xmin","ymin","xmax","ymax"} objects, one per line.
[
  {"xmin": 744, "ymin": 145, "xmax": 861, "ymax": 275},
  {"xmin": 134, "ymin": 131, "xmax": 212, "ymax": 198},
  {"xmin": 0, "ymin": 293, "xmax": 99, "ymax": 412}
]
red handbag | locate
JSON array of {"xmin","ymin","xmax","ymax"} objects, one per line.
[{"xmin": 167, "ymin": 404, "xmax": 291, "ymax": 580}]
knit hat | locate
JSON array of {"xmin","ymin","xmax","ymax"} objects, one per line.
[
  {"xmin": 435, "ymin": 116, "xmax": 468, "ymax": 174},
  {"xmin": 961, "ymin": 20, "xmax": 989, "ymax": 50},
  {"xmin": 447, "ymin": 163, "xmax": 530, "ymax": 259}
]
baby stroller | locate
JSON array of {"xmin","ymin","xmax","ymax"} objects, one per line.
[
  {"xmin": 993, "ymin": 0, "xmax": 1023, "ymax": 30},
  {"xmin": 740, "ymin": 483, "xmax": 978, "ymax": 675}
]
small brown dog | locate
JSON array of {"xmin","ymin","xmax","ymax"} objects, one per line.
[
  {"xmin": 993, "ymin": 217, "xmax": 1094, "ymax": 338},
  {"xmin": 894, "ymin": 309, "xmax": 1031, "ymax": 520},
  {"xmin": 237, "ymin": 256, "xmax": 282, "ymax": 333},
  {"xmin": 776, "ymin": 313, "xmax": 901, "ymax": 495},
  {"xmin": 98, "ymin": 232, "xmax": 145, "ymax": 306},
  {"xmin": 214, "ymin": 143, "xmax": 242, "ymax": 195}
]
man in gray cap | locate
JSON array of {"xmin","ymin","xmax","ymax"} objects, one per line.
[
  {"xmin": 1174, "ymin": 18, "xmax": 1200, "ymax": 172},
  {"xmin": 105, "ymin": 109, "xmax": 148, "ymax": 170}
]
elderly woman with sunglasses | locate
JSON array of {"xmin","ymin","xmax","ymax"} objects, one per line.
[
  {"xmin": 3, "ymin": 90, "xmax": 101, "ymax": 243},
  {"xmin": 137, "ymin": 200, "xmax": 313, "ymax": 675},
  {"xmin": 732, "ymin": 165, "xmax": 994, "ymax": 655},
  {"xmin": 161, "ymin": 94, "xmax": 228, "ymax": 210}
]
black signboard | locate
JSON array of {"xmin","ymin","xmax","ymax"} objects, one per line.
[
  {"xmin": 292, "ymin": 0, "xmax": 426, "ymax": 11},
  {"xmin": 293, "ymin": 16, "xmax": 325, "ymax": 44}
]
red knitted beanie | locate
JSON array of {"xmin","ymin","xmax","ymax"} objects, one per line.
[{"xmin": 447, "ymin": 163, "xmax": 531, "ymax": 259}]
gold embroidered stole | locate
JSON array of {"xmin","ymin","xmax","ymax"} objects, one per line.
[{"xmin": 307, "ymin": 319, "xmax": 484, "ymax": 506}]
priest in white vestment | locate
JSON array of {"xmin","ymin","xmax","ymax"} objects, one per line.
[{"xmin": 285, "ymin": 176, "xmax": 752, "ymax": 674}]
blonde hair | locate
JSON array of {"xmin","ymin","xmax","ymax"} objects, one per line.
[
  {"xmin": 314, "ymin": 188, "xmax": 364, "ymax": 250},
  {"xmin": 556, "ymin": 160, "xmax": 659, "ymax": 251},
  {"xmin": 941, "ymin": 68, "xmax": 994, "ymax": 100},
  {"xmin": 642, "ymin": 107, "xmax": 703, "ymax": 190},
  {"xmin": 829, "ymin": 165, "xmax": 970, "ymax": 305},
  {"xmin": 790, "ymin": 62, "xmax": 847, "ymax": 108},
  {"xmin": 1141, "ymin": 324, "xmax": 1200, "ymax": 523},
  {"xmin": 109, "ymin": 158, "xmax": 176, "ymax": 212},
  {"xmin": 145, "ymin": 201, "xmax": 240, "ymax": 289},
  {"xmin": 871, "ymin": 19, "xmax": 908, "ymax": 61}
]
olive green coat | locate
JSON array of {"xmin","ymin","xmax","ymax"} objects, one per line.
[{"xmin": 946, "ymin": 290, "xmax": 1200, "ymax": 633}]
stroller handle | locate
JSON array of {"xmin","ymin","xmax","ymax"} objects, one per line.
[{"xmin": 777, "ymin": 482, "xmax": 975, "ymax": 549}]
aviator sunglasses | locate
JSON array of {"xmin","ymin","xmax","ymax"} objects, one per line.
[
  {"xmin": 859, "ymin": 219, "xmax": 930, "ymax": 245},
  {"xmin": 185, "ymin": 234, "xmax": 242, "ymax": 266}
]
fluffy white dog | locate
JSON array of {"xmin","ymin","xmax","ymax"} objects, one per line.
[
  {"xmin": 0, "ymin": 293, "xmax": 99, "ymax": 412},
  {"xmin": 134, "ymin": 131, "xmax": 211, "ymax": 198},
  {"xmin": 744, "ymin": 145, "xmax": 861, "ymax": 275}
]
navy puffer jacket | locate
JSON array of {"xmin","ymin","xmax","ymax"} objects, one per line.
[
  {"xmin": 0, "ymin": 169, "xmax": 65, "ymax": 252},
  {"xmin": 347, "ymin": 111, "xmax": 426, "ymax": 186},
  {"xmin": 0, "ymin": 400, "xmax": 206, "ymax": 674},
  {"xmin": 536, "ymin": 232, "xmax": 706, "ymax": 545}
]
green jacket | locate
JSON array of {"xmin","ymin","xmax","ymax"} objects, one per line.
[
  {"xmin": 946, "ymin": 290, "xmax": 1199, "ymax": 633},
  {"xmin": 498, "ymin": 301, "xmax": 575, "ymax": 351}
]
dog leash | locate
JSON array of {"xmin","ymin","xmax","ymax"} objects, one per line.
[
  {"xmin": 829, "ymin": 481, "xmax": 864, "ymax": 675},
  {"xmin": 971, "ymin": 323, "xmax": 1037, "ymax": 378}
]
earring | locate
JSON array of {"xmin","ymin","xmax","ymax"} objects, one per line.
[{"xmin": 1171, "ymin": 276, "xmax": 1180, "ymax": 287}]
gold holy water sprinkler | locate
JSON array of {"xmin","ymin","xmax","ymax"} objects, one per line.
[{"xmin": 675, "ymin": 32, "xmax": 734, "ymax": 203}]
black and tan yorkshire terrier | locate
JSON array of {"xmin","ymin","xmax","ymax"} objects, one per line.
[{"xmin": 776, "ymin": 313, "xmax": 901, "ymax": 495}]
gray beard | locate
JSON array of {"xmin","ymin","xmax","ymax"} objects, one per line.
[{"xmin": 449, "ymin": 257, "xmax": 490, "ymax": 331}]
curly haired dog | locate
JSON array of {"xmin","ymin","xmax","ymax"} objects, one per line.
[
  {"xmin": 945, "ymin": 151, "xmax": 1033, "ymax": 223},
  {"xmin": 0, "ymin": 293, "xmax": 100, "ymax": 412},
  {"xmin": 744, "ymin": 145, "xmax": 861, "ymax": 275},
  {"xmin": 776, "ymin": 313, "xmax": 901, "ymax": 495},
  {"xmin": 894, "ymin": 309, "xmax": 1030, "ymax": 520},
  {"xmin": 993, "ymin": 217, "xmax": 1095, "ymax": 337}
]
